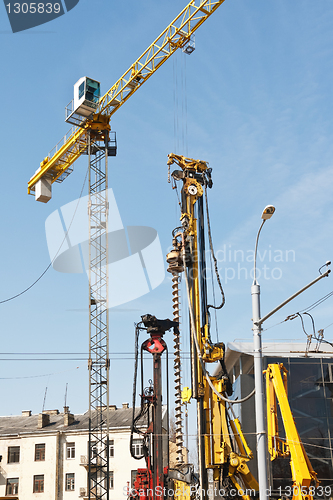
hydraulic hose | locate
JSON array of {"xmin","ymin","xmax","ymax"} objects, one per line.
[{"xmin": 181, "ymin": 234, "xmax": 255, "ymax": 405}]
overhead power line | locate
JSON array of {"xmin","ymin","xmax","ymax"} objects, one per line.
[{"xmin": 0, "ymin": 166, "xmax": 89, "ymax": 304}]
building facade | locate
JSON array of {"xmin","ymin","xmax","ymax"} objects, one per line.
[
  {"xmin": 225, "ymin": 341, "xmax": 333, "ymax": 491},
  {"xmin": 0, "ymin": 404, "xmax": 149, "ymax": 499}
]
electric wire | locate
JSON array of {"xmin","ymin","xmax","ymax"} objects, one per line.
[
  {"xmin": 297, "ymin": 290, "xmax": 333, "ymax": 314},
  {"xmin": 303, "ymin": 312, "xmax": 316, "ymax": 335},
  {"xmin": 263, "ymin": 319, "xmax": 289, "ymax": 332},
  {"xmin": 0, "ymin": 356, "xmax": 192, "ymax": 361},
  {"xmin": 283, "ymin": 310, "xmax": 333, "ymax": 350},
  {"xmin": 0, "ymin": 351, "xmax": 193, "ymax": 355},
  {"xmin": 0, "ymin": 366, "xmax": 80, "ymax": 380},
  {"xmin": 296, "ymin": 312, "xmax": 310, "ymax": 337},
  {"xmin": 9, "ymin": 430, "xmax": 325, "ymax": 454},
  {"xmin": 0, "ymin": 166, "xmax": 89, "ymax": 304},
  {"xmin": 263, "ymin": 289, "xmax": 333, "ymax": 333}
]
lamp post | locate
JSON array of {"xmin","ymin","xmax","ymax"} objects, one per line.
[
  {"xmin": 251, "ymin": 207, "xmax": 330, "ymax": 500},
  {"xmin": 251, "ymin": 205, "xmax": 275, "ymax": 500}
]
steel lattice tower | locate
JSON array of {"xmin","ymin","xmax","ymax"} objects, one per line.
[{"xmin": 88, "ymin": 131, "xmax": 110, "ymax": 500}]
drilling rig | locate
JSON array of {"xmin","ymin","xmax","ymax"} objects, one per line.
[
  {"xmin": 129, "ymin": 155, "xmax": 321, "ymax": 500},
  {"xmin": 166, "ymin": 154, "xmax": 259, "ymax": 500},
  {"xmin": 129, "ymin": 156, "xmax": 259, "ymax": 500}
]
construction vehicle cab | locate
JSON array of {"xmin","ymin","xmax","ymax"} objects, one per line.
[
  {"xmin": 74, "ymin": 77, "xmax": 100, "ymax": 116},
  {"xmin": 65, "ymin": 76, "xmax": 100, "ymax": 125}
]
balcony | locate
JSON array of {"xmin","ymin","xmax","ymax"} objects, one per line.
[
  {"xmin": 79, "ymin": 487, "xmax": 88, "ymax": 498},
  {"xmin": 80, "ymin": 455, "xmax": 105, "ymax": 470}
]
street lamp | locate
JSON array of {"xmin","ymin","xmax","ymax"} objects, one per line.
[
  {"xmin": 251, "ymin": 207, "xmax": 330, "ymax": 500},
  {"xmin": 251, "ymin": 205, "xmax": 275, "ymax": 500}
]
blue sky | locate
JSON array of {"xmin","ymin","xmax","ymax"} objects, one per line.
[{"xmin": 0, "ymin": 0, "xmax": 333, "ymax": 425}]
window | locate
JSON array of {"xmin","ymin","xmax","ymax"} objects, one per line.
[
  {"xmin": 86, "ymin": 78, "xmax": 100, "ymax": 103},
  {"xmin": 109, "ymin": 439, "xmax": 114, "ymax": 457},
  {"xmin": 109, "ymin": 471, "xmax": 114, "ymax": 489},
  {"xmin": 33, "ymin": 475, "xmax": 44, "ymax": 493},
  {"xmin": 35, "ymin": 444, "xmax": 45, "ymax": 461},
  {"xmin": 131, "ymin": 470, "xmax": 138, "ymax": 488},
  {"xmin": 90, "ymin": 441, "xmax": 97, "ymax": 459},
  {"xmin": 65, "ymin": 473, "xmax": 75, "ymax": 491},
  {"xmin": 8, "ymin": 446, "xmax": 20, "ymax": 463},
  {"xmin": 131, "ymin": 439, "xmax": 143, "ymax": 458},
  {"xmin": 78, "ymin": 82, "xmax": 85, "ymax": 100},
  {"xmin": 6, "ymin": 478, "xmax": 18, "ymax": 495},
  {"xmin": 66, "ymin": 442, "xmax": 75, "ymax": 459}
]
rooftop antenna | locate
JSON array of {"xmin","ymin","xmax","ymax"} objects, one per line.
[
  {"xmin": 64, "ymin": 383, "xmax": 68, "ymax": 407},
  {"xmin": 42, "ymin": 386, "xmax": 48, "ymax": 413}
]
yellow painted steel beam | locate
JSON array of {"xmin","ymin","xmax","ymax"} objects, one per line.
[
  {"xmin": 28, "ymin": 127, "xmax": 88, "ymax": 194},
  {"xmin": 265, "ymin": 363, "xmax": 319, "ymax": 499},
  {"xmin": 96, "ymin": 0, "xmax": 226, "ymax": 117},
  {"xmin": 28, "ymin": 0, "xmax": 226, "ymax": 196},
  {"xmin": 229, "ymin": 417, "xmax": 254, "ymax": 460}
]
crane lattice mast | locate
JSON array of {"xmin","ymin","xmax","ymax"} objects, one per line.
[{"xmin": 87, "ymin": 132, "xmax": 110, "ymax": 500}]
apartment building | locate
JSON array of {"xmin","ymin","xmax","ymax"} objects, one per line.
[{"xmin": 0, "ymin": 404, "xmax": 152, "ymax": 499}]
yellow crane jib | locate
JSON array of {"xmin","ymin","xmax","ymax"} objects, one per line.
[
  {"xmin": 28, "ymin": 0, "xmax": 226, "ymax": 202},
  {"xmin": 265, "ymin": 363, "xmax": 319, "ymax": 500}
]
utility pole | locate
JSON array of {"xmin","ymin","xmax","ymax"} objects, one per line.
[{"xmin": 251, "ymin": 206, "xmax": 331, "ymax": 500}]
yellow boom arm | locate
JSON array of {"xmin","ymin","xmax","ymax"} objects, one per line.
[
  {"xmin": 265, "ymin": 363, "xmax": 319, "ymax": 500},
  {"xmin": 28, "ymin": 0, "xmax": 226, "ymax": 198}
]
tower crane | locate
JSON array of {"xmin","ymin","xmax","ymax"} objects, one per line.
[
  {"xmin": 27, "ymin": 0, "xmax": 226, "ymax": 202},
  {"xmin": 27, "ymin": 2, "xmax": 227, "ymax": 499}
]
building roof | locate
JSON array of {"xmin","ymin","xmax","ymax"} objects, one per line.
[
  {"xmin": 225, "ymin": 341, "xmax": 333, "ymax": 373},
  {"xmin": 0, "ymin": 406, "xmax": 148, "ymax": 437},
  {"xmin": 227, "ymin": 340, "xmax": 333, "ymax": 358}
]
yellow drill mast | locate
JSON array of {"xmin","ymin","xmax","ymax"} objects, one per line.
[{"xmin": 167, "ymin": 154, "xmax": 258, "ymax": 500}]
